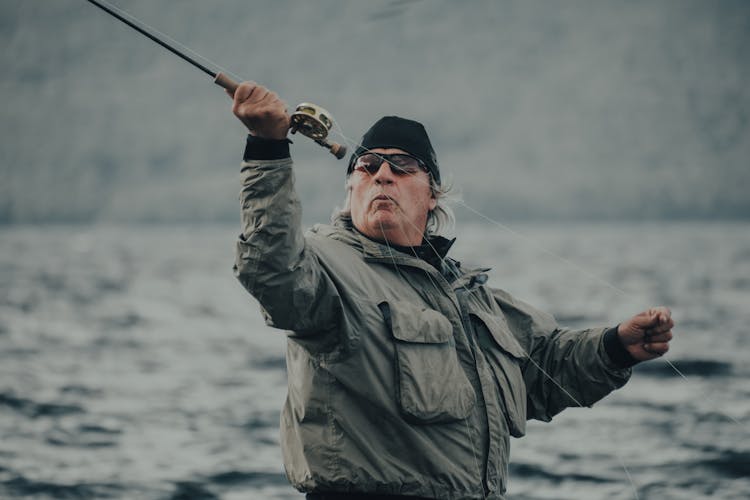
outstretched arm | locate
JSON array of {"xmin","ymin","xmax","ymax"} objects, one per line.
[{"xmin": 494, "ymin": 290, "xmax": 676, "ymax": 422}]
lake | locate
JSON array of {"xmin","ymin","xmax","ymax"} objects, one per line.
[{"xmin": 1, "ymin": 221, "xmax": 748, "ymax": 499}]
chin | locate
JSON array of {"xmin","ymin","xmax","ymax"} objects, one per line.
[{"xmin": 369, "ymin": 213, "xmax": 399, "ymax": 231}]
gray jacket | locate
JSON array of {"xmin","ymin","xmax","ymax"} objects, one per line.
[{"xmin": 234, "ymin": 158, "xmax": 631, "ymax": 499}]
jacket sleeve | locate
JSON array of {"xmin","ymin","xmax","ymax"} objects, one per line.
[
  {"xmin": 492, "ymin": 288, "xmax": 631, "ymax": 422},
  {"xmin": 233, "ymin": 157, "xmax": 344, "ymax": 340}
]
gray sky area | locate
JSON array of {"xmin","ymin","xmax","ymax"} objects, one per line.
[{"xmin": 1, "ymin": 0, "xmax": 748, "ymax": 224}]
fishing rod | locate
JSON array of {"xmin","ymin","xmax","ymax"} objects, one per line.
[{"xmin": 84, "ymin": 0, "xmax": 347, "ymax": 159}]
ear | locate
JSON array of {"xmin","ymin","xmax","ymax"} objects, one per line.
[{"xmin": 428, "ymin": 195, "xmax": 438, "ymax": 211}]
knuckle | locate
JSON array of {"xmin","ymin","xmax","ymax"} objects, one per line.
[{"xmin": 237, "ymin": 82, "xmax": 251, "ymax": 94}]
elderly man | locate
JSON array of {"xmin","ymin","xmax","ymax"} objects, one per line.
[{"xmin": 229, "ymin": 83, "xmax": 674, "ymax": 500}]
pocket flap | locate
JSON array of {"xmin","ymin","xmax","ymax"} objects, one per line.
[
  {"xmin": 379, "ymin": 301, "xmax": 474, "ymax": 423},
  {"xmin": 381, "ymin": 302, "xmax": 454, "ymax": 344},
  {"xmin": 471, "ymin": 310, "xmax": 527, "ymax": 359}
]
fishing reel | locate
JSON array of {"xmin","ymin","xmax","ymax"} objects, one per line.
[
  {"xmin": 212, "ymin": 73, "xmax": 346, "ymax": 159},
  {"xmin": 290, "ymin": 103, "xmax": 347, "ymax": 159}
]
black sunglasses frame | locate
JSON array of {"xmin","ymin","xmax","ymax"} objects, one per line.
[{"xmin": 352, "ymin": 153, "xmax": 428, "ymax": 176}]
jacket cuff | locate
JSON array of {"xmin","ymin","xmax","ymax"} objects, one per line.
[
  {"xmin": 242, "ymin": 135, "xmax": 291, "ymax": 161},
  {"xmin": 603, "ymin": 325, "xmax": 639, "ymax": 369}
]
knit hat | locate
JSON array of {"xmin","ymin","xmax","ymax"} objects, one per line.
[{"xmin": 346, "ymin": 116, "xmax": 441, "ymax": 185}]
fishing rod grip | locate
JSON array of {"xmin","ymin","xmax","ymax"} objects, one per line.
[{"xmin": 214, "ymin": 72, "xmax": 238, "ymax": 95}]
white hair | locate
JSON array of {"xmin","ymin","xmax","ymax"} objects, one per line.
[{"xmin": 331, "ymin": 175, "xmax": 456, "ymax": 237}]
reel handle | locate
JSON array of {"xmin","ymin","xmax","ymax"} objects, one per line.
[{"xmin": 315, "ymin": 138, "xmax": 347, "ymax": 160}]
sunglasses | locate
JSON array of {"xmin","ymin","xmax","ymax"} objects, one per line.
[{"xmin": 353, "ymin": 153, "xmax": 427, "ymax": 176}]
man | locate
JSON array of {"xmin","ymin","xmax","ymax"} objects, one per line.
[{"xmin": 229, "ymin": 82, "xmax": 675, "ymax": 499}]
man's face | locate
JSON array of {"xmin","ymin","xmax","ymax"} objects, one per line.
[{"xmin": 348, "ymin": 147, "xmax": 437, "ymax": 247}]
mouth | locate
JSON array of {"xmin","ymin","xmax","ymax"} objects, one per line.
[
  {"xmin": 370, "ymin": 194, "xmax": 398, "ymax": 211},
  {"xmin": 371, "ymin": 194, "xmax": 398, "ymax": 206},
  {"xmin": 373, "ymin": 193, "xmax": 397, "ymax": 202}
]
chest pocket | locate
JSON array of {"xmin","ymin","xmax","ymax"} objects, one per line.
[
  {"xmin": 471, "ymin": 310, "xmax": 528, "ymax": 437},
  {"xmin": 379, "ymin": 301, "xmax": 476, "ymax": 424}
]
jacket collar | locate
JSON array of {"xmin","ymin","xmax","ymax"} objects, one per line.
[
  {"xmin": 357, "ymin": 229, "xmax": 455, "ymax": 265},
  {"xmin": 320, "ymin": 217, "xmax": 490, "ymax": 285},
  {"xmin": 329, "ymin": 217, "xmax": 453, "ymax": 263}
]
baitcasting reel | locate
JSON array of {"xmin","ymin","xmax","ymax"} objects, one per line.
[{"xmin": 290, "ymin": 103, "xmax": 347, "ymax": 159}]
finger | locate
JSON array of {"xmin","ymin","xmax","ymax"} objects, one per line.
[
  {"xmin": 644, "ymin": 331, "xmax": 673, "ymax": 343},
  {"xmin": 649, "ymin": 305, "xmax": 670, "ymax": 315},
  {"xmin": 635, "ymin": 307, "xmax": 671, "ymax": 330},
  {"xmin": 245, "ymin": 86, "xmax": 269, "ymax": 105},
  {"xmin": 633, "ymin": 311, "xmax": 660, "ymax": 329},
  {"xmin": 254, "ymin": 90, "xmax": 277, "ymax": 109},
  {"xmin": 234, "ymin": 81, "xmax": 257, "ymax": 103},
  {"xmin": 647, "ymin": 321, "xmax": 674, "ymax": 335},
  {"xmin": 665, "ymin": 316, "xmax": 674, "ymax": 329},
  {"xmin": 262, "ymin": 91, "xmax": 287, "ymax": 109},
  {"xmin": 650, "ymin": 306, "xmax": 671, "ymax": 323},
  {"xmin": 643, "ymin": 341, "xmax": 670, "ymax": 355}
]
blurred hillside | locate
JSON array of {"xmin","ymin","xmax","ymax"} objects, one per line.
[{"xmin": 1, "ymin": 0, "xmax": 748, "ymax": 224}]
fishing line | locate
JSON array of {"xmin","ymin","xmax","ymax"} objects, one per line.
[
  {"xmin": 334, "ymin": 125, "xmax": 682, "ymax": 498},
  {"xmin": 331, "ymin": 125, "xmax": 683, "ymax": 351},
  {"xmin": 85, "ymin": 0, "xmax": 743, "ymax": 492},
  {"xmin": 334, "ymin": 126, "xmax": 738, "ymax": 420},
  {"xmin": 369, "ymin": 175, "xmax": 486, "ymax": 498},
  {"xmin": 335, "ymin": 125, "xmax": 742, "ymax": 430},
  {"xmin": 338, "ymin": 127, "xmax": 622, "ymax": 402},
  {"xmin": 85, "ymin": 3, "xmax": 484, "ymax": 492},
  {"xmin": 452, "ymin": 202, "xmax": 635, "ymax": 299},
  {"xmin": 369, "ymin": 166, "xmax": 606, "ymax": 415},
  {"xmin": 86, "ymin": 0, "xmax": 245, "ymax": 83},
  {"xmin": 358, "ymin": 153, "xmax": 613, "ymax": 499},
  {"xmin": 372, "ymin": 175, "xmax": 488, "ymax": 499},
  {"xmin": 335, "ymin": 132, "xmax": 746, "ymax": 495},
  {"xmin": 85, "ymin": 0, "xmax": 705, "ymax": 389},
  {"xmin": 331, "ymin": 124, "xmax": 636, "ymax": 300},
  {"xmin": 354, "ymin": 157, "xmax": 492, "ymax": 497},
  {"xmin": 391, "ymin": 224, "xmax": 487, "ymax": 500},
  {"xmin": 619, "ymin": 456, "xmax": 641, "ymax": 500}
]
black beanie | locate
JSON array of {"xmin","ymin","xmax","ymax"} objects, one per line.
[{"xmin": 346, "ymin": 116, "xmax": 441, "ymax": 185}]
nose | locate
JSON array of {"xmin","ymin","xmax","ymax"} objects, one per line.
[{"xmin": 371, "ymin": 160, "xmax": 395, "ymax": 184}]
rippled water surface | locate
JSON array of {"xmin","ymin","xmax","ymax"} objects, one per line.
[{"xmin": 1, "ymin": 222, "xmax": 748, "ymax": 499}]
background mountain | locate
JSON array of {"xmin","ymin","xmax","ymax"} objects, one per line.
[{"xmin": 1, "ymin": 0, "xmax": 748, "ymax": 224}]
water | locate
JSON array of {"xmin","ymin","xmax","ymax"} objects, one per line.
[{"xmin": 1, "ymin": 222, "xmax": 748, "ymax": 499}]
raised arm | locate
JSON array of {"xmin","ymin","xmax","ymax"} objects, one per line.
[{"xmin": 230, "ymin": 83, "xmax": 343, "ymax": 339}]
